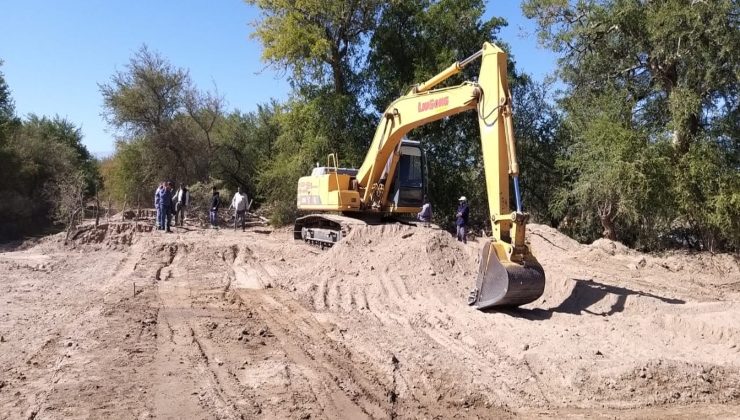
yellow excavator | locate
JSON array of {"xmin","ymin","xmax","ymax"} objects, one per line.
[{"xmin": 294, "ymin": 42, "xmax": 545, "ymax": 309}]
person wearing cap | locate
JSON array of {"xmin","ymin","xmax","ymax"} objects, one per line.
[{"xmin": 455, "ymin": 196, "xmax": 469, "ymax": 243}]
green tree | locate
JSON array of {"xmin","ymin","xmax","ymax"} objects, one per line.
[
  {"xmin": 211, "ymin": 103, "xmax": 283, "ymax": 200},
  {"xmin": 0, "ymin": 115, "xmax": 98, "ymax": 238},
  {"xmin": 367, "ymin": 0, "xmax": 554, "ymax": 229},
  {"xmin": 0, "ymin": 60, "xmax": 15, "ymax": 128},
  {"xmin": 102, "ymin": 138, "xmax": 153, "ymax": 205},
  {"xmin": 523, "ymin": 0, "xmax": 739, "ymax": 152},
  {"xmin": 100, "ymin": 45, "xmax": 222, "ymax": 204},
  {"xmin": 512, "ymin": 76, "xmax": 565, "ymax": 225},
  {"xmin": 247, "ymin": 0, "xmax": 385, "ymax": 223},
  {"xmin": 24, "ymin": 115, "xmax": 99, "ymax": 194},
  {"xmin": 674, "ymin": 139, "xmax": 740, "ymax": 251},
  {"xmin": 0, "ymin": 63, "xmax": 99, "ymax": 239},
  {"xmin": 552, "ymin": 87, "xmax": 675, "ymax": 246},
  {"xmin": 524, "ymin": 0, "xmax": 739, "ymax": 250},
  {"xmin": 0, "ymin": 62, "xmax": 22, "ymax": 195},
  {"xmin": 246, "ymin": 0, "xmax": 383, "ymax": 95}
]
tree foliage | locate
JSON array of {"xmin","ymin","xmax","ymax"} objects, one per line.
[
  {"xmin": 366, "ymin": 0, "xmax": 563, "ymax": 229},
  {"xmin": 100, "ymin": 46, "xmax": 213, "ymax": 190},
  {"xmin": 246, "ymin": 0, "xmax": 383, "ymax": 95},
  {"xmin": 524, "ymin": 0, "xmax": 739, "ymax": 250},
  {"xmin": 523, "ymin": 0, "xmax": 739, "ymax": 149},
  {"xmin": 0, "ymin": 107, "xmax": 99, "ymax": 239},
  {"xmin": 240, "ymin": 0, "xmax": 567, "ymax": 229}
]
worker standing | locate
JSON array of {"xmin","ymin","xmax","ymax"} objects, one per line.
[
  {"xmin": 159, "ymin": 182, "xmax": 174, "ymax": 233},
  {"xmin": 230, "ymin": 187, "xmax": 249, "ymax": 232},
  {"xmin": 174, "ymin": 183, "xmax": 189, "ymax": 226},
  {"xmin": 417, "ymin": 195, "xmax": 432, "ymax": 227},
  {"xmin": 210, "ymin": 187, "xmax": 221, "ymax": 229},
  {"xmin": 154, "ymin": 182, "xmax": 164, "ymax": 229},
  {"xmin": 456, "ymin": 196, "xmax": 469, "ymax": 243}
]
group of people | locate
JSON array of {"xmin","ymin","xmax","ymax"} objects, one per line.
[
  {"xmin": 154, "ymin": 183, "xmax": 251, "ymax": 232},
  {"xmin": 154, "ymin": 182, "xmax": 190, "ymax": 232},
  {"xmin": 416, "ymin": 195, "xmax": 469, "ymax": 244},
  {"xmin": 209, "ymin": 186, "xmax": 250, "ymax": 231}
]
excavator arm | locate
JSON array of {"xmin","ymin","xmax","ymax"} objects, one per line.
[
  {"xmin": 356, "ymin": 43, "xmax": 521, "ymax": 231},
  {"xmin": 357, "ymin": 42, "xmax": 545, "ymax": 308}
]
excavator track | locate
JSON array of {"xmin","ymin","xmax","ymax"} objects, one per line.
[{"xmin": 294, "ymin": 214, "xmax": 368, "ymax": 249}]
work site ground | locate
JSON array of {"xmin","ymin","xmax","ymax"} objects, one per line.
[{"xmin": 1, "ymin": 220, "xmax": 739, "ymax": 419}]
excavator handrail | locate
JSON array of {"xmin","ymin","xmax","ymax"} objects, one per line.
[{"xmin": 327, "ymin": 153, "xmax": 343, "ymax": 207}]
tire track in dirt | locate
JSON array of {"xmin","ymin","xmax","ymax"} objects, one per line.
[
  {"xmin": 229, "ymin": 234, "xmax": 519, "ymax": 418},
  {"xmin": 234, "ymin": 288, "xmax": 387, "ymax": 419},
  {"xmin": 1, "ymin": 240, "xmax": 159, "ymax": 419},
  {"xmin": 151, "ymin": 239, "xmax": 351, "ymax": 419},
  {"xmin": 5, "ymin": 223, "xmax": 739, "ymax": 419},
  {"xmin": 152, "ymin": 241, "xmax": 245, "ymax": 419},
  {"xmin": 229, "ymin": 251, "xmax": 391, "ymax": 419}
]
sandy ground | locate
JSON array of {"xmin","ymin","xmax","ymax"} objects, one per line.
[{"xmin": 0, "ymin": 220, "xmax": 739, "ymax": 419}]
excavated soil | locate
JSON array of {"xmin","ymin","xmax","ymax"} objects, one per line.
[{"xmin": 0, "ymin": 221, "xmax": 738, "ymax": 419}]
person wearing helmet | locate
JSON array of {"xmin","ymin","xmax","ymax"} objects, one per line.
[{"xmin": 455, "ymin": 196, "xmax": 469, "ymax": 243}]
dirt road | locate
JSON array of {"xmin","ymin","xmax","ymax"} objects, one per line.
[{"xmin": 1, "ymin": 222, "xmax": 739, "ymax": 419}]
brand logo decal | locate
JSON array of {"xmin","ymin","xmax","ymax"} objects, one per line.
[{"xmin": 418, "ymin": 96, "xmax": 449, "ymax": 112}]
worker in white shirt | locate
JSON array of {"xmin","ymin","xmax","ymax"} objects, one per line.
[
  {"xmin": 230, "ymin": 187, "xmax": 249, "ymax": 232},
  {"xmin": 417, "ymin": 195, "xmax": 432, "ymax": 227},
  {"xmin": 174, "ymin": 184, "xmax": 190, "ymax": 226}
]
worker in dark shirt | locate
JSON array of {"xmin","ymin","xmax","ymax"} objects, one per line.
[
  {"xmin": 456, "ymin": 196, "xmax": 469, "ymax": 244},
  {"xmin": 160, "ymin": 182, "xmax": 174, "ymax": 233},
  {"xmin": 210, "ymin": 187, "xmax": 221, "ymax": 229}
]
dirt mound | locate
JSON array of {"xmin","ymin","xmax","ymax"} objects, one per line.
[
  {"xmin": 528, "ymin": 223, "xmax": 582, "ymax": 253},
  {"xmin": 277, "ymin": 223, "xmax": 740, "ymax": 412},
  {"xmin": 283, "ymin": 224, "xmax": 475, "ymax": 312},
  {"xmin": 285, "ymin": 222, "xmax": 739, "ymax": 314},
  {"xmin": 66, "ymin": 222, "xmax": 153, "ymax": 249}
]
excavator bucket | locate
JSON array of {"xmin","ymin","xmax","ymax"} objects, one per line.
[{"xmin": 468, "ymin": 241, "xmax": 545, "ymax": 309}]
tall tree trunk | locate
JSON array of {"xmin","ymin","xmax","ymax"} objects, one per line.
[
  {"xmin": 329, "ymin": 46, "xmax": 346, "ymax": 95},
  {"xmin": 598, "ymin": 202, "xmax": 617, "ymax": 240},
  {"xmin": 672, "ymin": 112, "xmax": 700, "ymax": 154}
]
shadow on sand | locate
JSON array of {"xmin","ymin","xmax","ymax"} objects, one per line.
[{"xmin": 498, "ymin": 278, "xmax": 685, "ymax": 320}]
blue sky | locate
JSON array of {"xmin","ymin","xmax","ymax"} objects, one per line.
[{"xmin": 0, "ymin": 1, "xmax": 558, "ymax": 157}]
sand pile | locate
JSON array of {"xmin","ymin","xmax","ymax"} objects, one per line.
[
  {"xmin": 279, "ymin": 223, "xmax": 740, "ymax": 411},
  {"xmin": 286, "ymin": 222, "xmax": 740, "ymax": 314},
  {"xmin": 66, "ymin": 222, "xmax": 153, "ymax": 249},
  {"xmin": 285, "ymin": 224, "xmax": 477, "ymax": 312}
]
